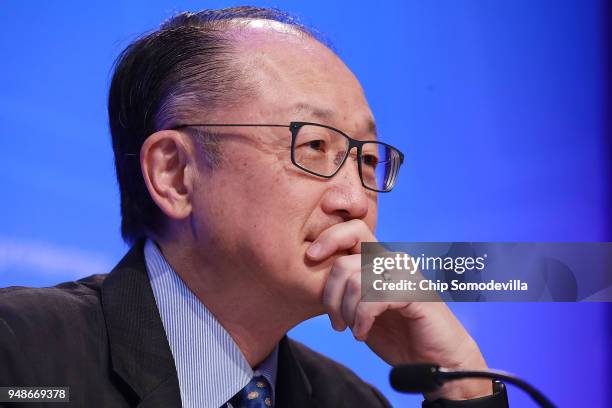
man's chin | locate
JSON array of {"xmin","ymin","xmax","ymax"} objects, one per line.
[{"xmin": 289, "ymin": 270, "xmax": 330, "ymax": 318}]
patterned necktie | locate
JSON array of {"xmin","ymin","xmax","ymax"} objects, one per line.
[{"xmin": 229, "ymin": 375, "xmax": 273, "ymax": 408}]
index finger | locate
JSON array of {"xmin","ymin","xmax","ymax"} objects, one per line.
[{"xmin": 306, "ymin": 219, "xmax": 376, "ymax": 261}]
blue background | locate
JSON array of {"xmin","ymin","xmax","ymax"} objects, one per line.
[{"xmin": 0, "ymin": 1, "xmax": 609, "ymax": 407}]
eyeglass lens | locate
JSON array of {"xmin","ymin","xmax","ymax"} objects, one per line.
[{"xmin": 293, "ymin": 124, "xmax": 401, "ymax": 192}]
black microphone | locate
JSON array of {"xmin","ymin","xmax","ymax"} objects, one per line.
[{"xmin": 390, "ymin": 363, "xmax": 556, "ymax": 408}]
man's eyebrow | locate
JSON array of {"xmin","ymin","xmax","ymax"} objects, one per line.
[
  {"xmin": 291, "ymin": 102, "xmax": 378, "ymax": 138},
  {"xmin": 365, "ymin": 119, "xmax": 378, "ymax": 139}
]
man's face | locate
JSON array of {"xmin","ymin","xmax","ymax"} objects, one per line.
[{"xmin": 188, "ymin": 25, "xmax": 378, "ymax": 317}]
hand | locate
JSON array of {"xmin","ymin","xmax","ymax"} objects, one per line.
[{"xmin": 306, "ymin": 219, "xmax": 492, "ymax": 401}]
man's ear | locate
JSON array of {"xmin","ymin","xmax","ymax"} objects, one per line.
[{"xmin": 140, "ymin": 130, "xmax": 195, "ymax": 221}]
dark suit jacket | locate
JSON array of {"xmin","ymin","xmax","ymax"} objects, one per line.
[
  {"xmin": 0, "ymin": 242, "xmax": 391, "ymax": 408},
  {"xmin": 1, "ymin": 242, "xmax": 509, "ymax": 408}
]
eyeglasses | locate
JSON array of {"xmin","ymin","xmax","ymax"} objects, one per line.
[{"xmin": 171, "ymin": 121, "xmax": 404, "ymax": 192}]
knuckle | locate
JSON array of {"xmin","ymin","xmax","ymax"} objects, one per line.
[
  {"xmin": 328, "ymin": 265, "xmax": 345, "ymax": 281},
  {"xmin": 347, "ymin": 218, "xmax": 365, "ymax": 228},
  {"xmin": 333, "ymin": 256, "xmax": 351, "ymax": 271},
  {"xmin": 346, "ymin": 275, "xmax": 362, "ymax": 296},
  {"xmin": 349, "ymin": 219, "xmax": 368, "ymax": 235},
  {"xmin": 331, "ymin": 257, "xmax": 356, "ymax": 277}
]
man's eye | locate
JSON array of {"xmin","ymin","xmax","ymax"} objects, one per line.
[
  {"xmin": 362, "ymin": 154, "xmax": 379, "ymax": 167},
  {"xmin": 306, "ymin": 140, "xmax": 326, "ymax": 152}
]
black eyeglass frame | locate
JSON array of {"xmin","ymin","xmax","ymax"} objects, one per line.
[{"xmin": 171, "ymin": 121, "xmax": 405, "ymax": 193}]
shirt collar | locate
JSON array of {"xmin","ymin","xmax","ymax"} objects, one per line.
[{"xmin": 144, "ymin": 239, "xmax": 278, "ymax": 408}]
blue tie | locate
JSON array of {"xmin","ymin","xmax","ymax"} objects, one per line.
[{"xmin": 230, "ymin": 375, "xmax": 273, "ymax": 408}]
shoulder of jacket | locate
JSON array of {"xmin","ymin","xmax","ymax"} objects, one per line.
[{"xmin": 0, "ymin": 274, "xmax": 108, "ymax": 332}]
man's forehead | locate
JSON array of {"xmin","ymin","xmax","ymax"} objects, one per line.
[
  {"xmin": 290, "ymin": 102, "xmax": 378, "ymax": 139},
  {"xmin": 228, "ymin": 21, "xmax": 377, "ymax": 140}
]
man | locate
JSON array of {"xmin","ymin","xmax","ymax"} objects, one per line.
[{"xmin": 0, "ymin": 7, "xmax": 508, "ymax": 408}]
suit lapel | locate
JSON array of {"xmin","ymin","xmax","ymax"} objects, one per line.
[
  {"xmin": 101, "ymin": 241, "xmax": 182, "ymax": 407},
  {"xmin": 101, "ymin": 242, "xmax": 319, "ymax": 408},
  {"xmin": 276, "ymin": 336, "xmax": 319, "ymax": 408}
]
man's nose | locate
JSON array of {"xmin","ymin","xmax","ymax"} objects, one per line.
[{"xmin": 320, "ymin": 156, "xmax": 370, "ymax": 221}]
